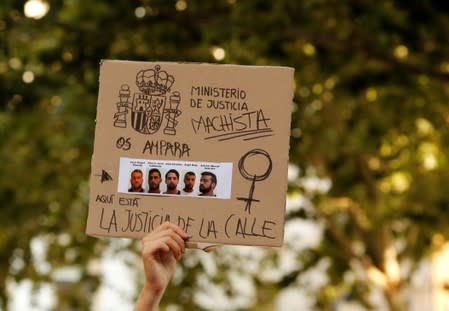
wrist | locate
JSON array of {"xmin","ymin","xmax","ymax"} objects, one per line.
[
  {"xmin": 143, "ymin": 282, "xmax": 166, "ymax": 297},
  {"xmin": 134, "ymin": 283, "xmax": 165, "ymax": 311}
]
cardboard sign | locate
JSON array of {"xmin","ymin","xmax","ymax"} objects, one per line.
[{"xmin": 86, "ymin": 60, "xmax": 294, "ymax": 248}]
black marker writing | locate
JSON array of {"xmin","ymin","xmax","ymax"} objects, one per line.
[
  {"xmin": 177, "ymin": 216, "xmax": 195, "ymax": 233},
  {"xmin": 119, "ymin": 197, "xmax": 140, "ymax": 207},
  {"xmin": 95, "ymin": 170, "xmax": 113, "ymax": 183},
  {"xmin": 119, "ymin": 210, "xmax": 195, "ymax": 234},
  {"xmin": 206, "ymin": 99, "xmax": 248, "ymax": 111},
  {"xmin": 225, "ymin": 214, "xmax": 275, "ymax": 239},
  {"xmin": 237, "ymin": 149, "xmax": 273, "ymax": 214},
  {"xmin": 190, "ymin": 98, "xmax": 248, "ymax": 111},
  {"xmin": 96, "ymin": 194, "xmax": 114, "ymax": 204},
  {"xmin": 99, "ymin": 207, "xmax": 118, "ymax": 233},
  {"xmin": 142, "ymin": 139, "xmax": 191, "ymax": 158},
  {"xmin": 191, "ymin": 110, "xmax": 272, "ymax": 141},
  {"xmin": 191, "ymin": 110, "xmax": 269, "ymax": 134},
  {"xmin": 116, "ymin": 137, "xmax": 132, "ymax": 150},
  {"xmin": 121, "ymin": 209, "xmax": 145, "ymax": 232},
  {"xmin": 199, "ymin": 218, "xmax": 218, "ymax": 239},
  {"xmin": 97, "ymin": 209, "xmax": 276, "ymax": 241},
  {"xmin": 191, "ymin": 86, "xmax": 246, "ymax": 99},
  {"xmin": 112, "ymin": 66, "xmax": 182, "ymax": 136}
]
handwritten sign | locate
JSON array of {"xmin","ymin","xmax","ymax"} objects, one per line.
[{"xmin": 86, "ymin": 60, "xmax": 294, "ymax": 248}]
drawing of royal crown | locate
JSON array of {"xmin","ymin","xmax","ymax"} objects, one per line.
[
  {"xmin": 136, "ymin": 65, "xmax": 175, "ymax": 95},
  {"xmin": 113, "ymin": 64, "xmax": 181, "ymax": 136}
]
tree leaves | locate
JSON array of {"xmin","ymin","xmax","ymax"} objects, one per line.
[{"xmin": 1, "ymin": 0, "xmax": 449, "ymax": 310}]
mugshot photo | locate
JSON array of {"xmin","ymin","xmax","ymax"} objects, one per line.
[{"xmin": 118, "ymin": 157, "xmax": 232, "ymax": 199}]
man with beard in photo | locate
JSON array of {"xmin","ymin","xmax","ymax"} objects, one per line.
[
  {"xmin": 199, "ymin": 171, "xmax": 217, "ymax": 197},
  {"xmin": 163, "ymin": 169, "xmax": 181, "ymax": 195},
  {"xmin": 148, "ymin": 168, "xmax": 162, "ymax": 194}
]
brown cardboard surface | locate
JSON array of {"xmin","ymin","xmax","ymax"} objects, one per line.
[{"xmin": 86, "ymin": 60, "xmax": 294, "ymax": 248}]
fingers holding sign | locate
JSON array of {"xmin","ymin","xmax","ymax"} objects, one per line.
[
  {"xmin": 135, "ymin": 222, "xmax": 189, "ymax": 311},
  {"xmin": 141, "ymin": 221, "xmax": 188, "ymax": 260}
]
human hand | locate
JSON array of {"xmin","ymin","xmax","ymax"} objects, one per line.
[
  {"xmin": 141, "ymin": 222, "xmax": 188, "ymax": 295},
  {"xmin": 134, "ymin": 222, "xmax": 188, "ymax": 311}
]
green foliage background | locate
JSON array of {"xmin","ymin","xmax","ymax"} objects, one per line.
[{"xmin": 1, "ymin": 1, "xmax": 449, "ymax": 310}]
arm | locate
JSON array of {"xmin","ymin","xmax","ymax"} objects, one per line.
[{"xmin": 134, "ymin": 222, "xmax": 188, "ymax": 311}]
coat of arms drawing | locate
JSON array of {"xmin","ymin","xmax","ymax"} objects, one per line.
[{"xmin": 113, "ymin": 65, "xmax": 182, "ymax": 135}]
